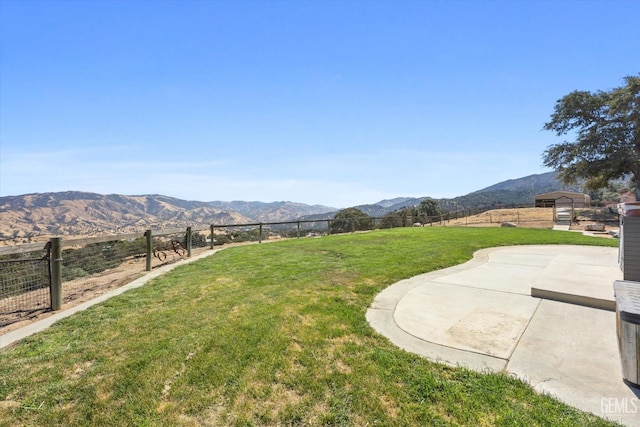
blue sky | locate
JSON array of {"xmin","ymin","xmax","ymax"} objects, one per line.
[{"xmin": 1, "ymin": 0, "xmax": 638, "ymax": 208}]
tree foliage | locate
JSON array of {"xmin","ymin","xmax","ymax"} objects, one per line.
[
  {"xmin": 380, "ymin": 212, "xmax": 406, "ymax": 229},
  {"xmin": 379, "ymin": 199, "xmax": 443, "ymax": 228},
  {"xmin": 417, "ymin": 198, "xmax": 441, "ymax": 218},
  {"xmin": 329, "ymin": 208, "xmax": 373, "ymax": 234},
  {"xmin": 542, "ymin": 74, "xmax": 640, "ymax": 198}
]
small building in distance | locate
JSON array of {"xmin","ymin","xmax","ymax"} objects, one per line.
[{"xmin": 534, "ymin": 191, "xmax": 591, "ymax": 208}]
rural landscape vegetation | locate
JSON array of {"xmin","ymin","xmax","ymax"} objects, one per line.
[
  {"xmin": 0, "ymin": 228, "xmax": 622, "ymax": 425},
  {"xmin": 0, "ymin": 170, "xmax": 634, "ymax": 244},
  {"xmin": 0, "ymin": 11, "xmax": 638, "ymax": 424}
]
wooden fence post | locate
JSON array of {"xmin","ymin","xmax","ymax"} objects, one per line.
[
  {"xmin": 145, "ymin": 230, "xmax": 152, "ymax": 271},
  {"xmin": 49, "ymin": 237, "xmax": 62, "ymax": 311},
  {"xmin": 210, "ymin": 225, "xmax": 215, "ymax": 249},
  {"xmin": 259, "ymin": 223, "xmax": 263, "ymax": 243},
  {"xmin": 186, "ymin": 227, "xmax": 192, "ymax": 257}
]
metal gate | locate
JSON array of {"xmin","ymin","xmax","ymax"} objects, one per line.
[{"xmin": 0, "ymin": 244, "xmax": 51, "ymax": 328}]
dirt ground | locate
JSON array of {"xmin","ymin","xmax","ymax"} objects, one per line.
[{"xmin": 0, "ymin": 210, "xmax": 619, "ymax": 336}]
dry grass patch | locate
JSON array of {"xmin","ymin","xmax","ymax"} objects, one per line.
[{"xmin": 448, "ymin": 207, "xmax": 555, "ymax": 228}]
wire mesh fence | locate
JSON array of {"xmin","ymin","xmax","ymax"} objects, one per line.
[
  {"xmin": 150, "ymin": 230, "xmax": 188, "ymax": 266},
  {"xmin": 573, "ymin": 207, "xmax": 620, "ymax": 225},
  {"xmin": 212, "ymin": 220, "xmax": 331, "ymax": 246},
  {"xmin": 57, "ymin": 233, "xmax": 149, "ymax": 311},
  {"xmin": 0, "ymin": 246, "xmax": 51, "ymax": 328},
  {"xmin": 191, "ymin": 227, "xmax": 212, "ymax": 250},
  {"xmin": 61, "ymin": 234, "xmax": 147, "ymax": 280}
]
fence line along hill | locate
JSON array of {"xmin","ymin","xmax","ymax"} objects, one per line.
[{"xmin": 447, "ymin": 208, "xmax": 555, "ymax": 227}]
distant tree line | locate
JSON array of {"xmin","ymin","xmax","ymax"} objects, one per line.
[{"xmin": 328, "ymin": 199, "xmax": 449, "ymax": 234}]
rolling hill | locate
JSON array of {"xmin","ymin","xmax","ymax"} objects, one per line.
[
  {"xmin": 1, "ymin": 171, "xmax": 629, "ymax": 243},
  {"xmin": 346, "ymin": 172, "xmax": 576, "ymax": 217},
  {"xmin": 0, "ymin": 192, "xmax": 335, "ymax": 242}
]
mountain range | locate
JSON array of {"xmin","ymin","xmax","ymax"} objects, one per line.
[
  {"xmin": 346, "ymin": 171, "xmax": 582, "ymax": 218},
  {"xmin": 0, "ymin": 172, "xmax": 592, "ymax": 243}
]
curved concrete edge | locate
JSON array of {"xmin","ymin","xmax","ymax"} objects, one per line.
[
  {"xmin": 369, "ymin": 247, "xmax": 493, "ymax": 312},
  {"xmin": 366, "ymin": 305, "xmax": 508, "ymax": 372},
  {"xmin": 366, "ymin": 245, "xmax": 619, "ymax": 367},
  {"xmin": 367, "ymin": 247, "xmax": 507, "ymax": 372},
  {"xmin": 0, "ymin": 248, "xmax": 222, "ymax": 350},
  {"xmin": 367, "ymin": 244, "xmax": 640, "ymax": 427}
]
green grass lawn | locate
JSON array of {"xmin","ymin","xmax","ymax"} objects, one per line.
[{"xmin": 0, "ymin": 227, "xmax": 621, "ymax": 426}]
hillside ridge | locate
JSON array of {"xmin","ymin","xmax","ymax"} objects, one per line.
[
  {"xmin": 1, "ymin": 171, "xmax": 626, "ymax": 243},
  {"xmin": 0, "ymin": 192, "xmax": 335, "ymax": 242}
]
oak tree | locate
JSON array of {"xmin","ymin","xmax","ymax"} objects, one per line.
[
  {"xmin": 542, "ymin": 75, "xmax": 640, "ymax": 199},
  {"xmin": 329, "ymin": 207, "xmax": 373, "ymax": 234}
]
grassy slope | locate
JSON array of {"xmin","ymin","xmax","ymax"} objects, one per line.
[{"xmin": 0, "ymin": 227, "xmax": 620, "ymax": 426}]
